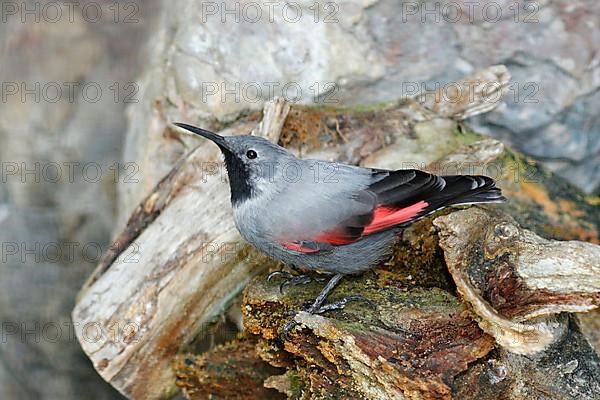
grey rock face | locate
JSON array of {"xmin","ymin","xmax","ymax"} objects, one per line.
[
  {"xmin": 127, "ymin": 0, "xmax": 600, "ymax": 198},
  {"xmin": 0, "ymin": 1, "xmax": 158, "ymax": 398},
  {"xmin": 126, "ymin": 2, "xmax": 600, "ymax": 219}
]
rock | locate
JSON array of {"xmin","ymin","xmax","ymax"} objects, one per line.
[{"xmin": 0, "ymin": 2, "xmax": 158, "ymax": 398}]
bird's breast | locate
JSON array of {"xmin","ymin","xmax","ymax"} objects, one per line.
[{"xmin": 232, "ymin": 198, "xmax": 273, "ymax": 246}]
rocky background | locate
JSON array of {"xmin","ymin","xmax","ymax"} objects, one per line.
[{"xmin": 0, "ymin": 1, "xmax": 598, "ymax": 399}]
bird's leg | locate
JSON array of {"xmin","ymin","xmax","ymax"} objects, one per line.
[
  {"xmin": 281, "ymin": 273, "xmax": 345, "ymax": 337},
  {"xmin": 280, "ymin": 274, "xmax": 376, "ymax": 337},
  {"xmin": 266, "ymin": 263, "xmax": 304, "ymax": 282},
  {"xmin": 305, "ymin": 273, "xmax": 344, "ymax": 314}
]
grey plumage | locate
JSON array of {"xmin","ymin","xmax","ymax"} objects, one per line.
[
  {"xmin": 174, "ymin": 122, "xmax": 504, "ymax": 331},
  {"xmin": 174, "ymin": 123, "xmax": 504, "ymax": 273}
]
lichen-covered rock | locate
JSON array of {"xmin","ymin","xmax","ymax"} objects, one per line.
[{"xmin": 243, "ymin": 268, "xmax": 496, "ymax": 399}]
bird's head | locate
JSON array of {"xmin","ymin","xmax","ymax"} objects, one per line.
[{"xmin": 174, "ymin": 123, "xmax": 296, "ymax": 206}]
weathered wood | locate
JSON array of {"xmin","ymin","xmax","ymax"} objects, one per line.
[
  {"xmin": 72, "ymin": 66, "xmax": 600, "ymax": 399},
  {"xmin": 243, "ymin": 268, "xmax": 496, "ymax": 399},
  {"xmin": 454, "ymin": 315, "xmax": 600, "ymax": 400},
  {"xmin": 72, "ymin": 102, "xmax": 290, "ymax": 398},
  {"xmin": 434, "ymin": 207, "xmax": 600, "ymax": 355},
  {"xmin": 174, "ymin": 335, "xmax": 285, "ymax": 399}
]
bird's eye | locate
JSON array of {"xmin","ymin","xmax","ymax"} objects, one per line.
[{"xmin": 246, "ymin": 149, "xmax": 258, "ymax": 159}]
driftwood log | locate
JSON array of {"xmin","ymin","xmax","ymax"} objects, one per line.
[{"xmin": 72, "ymin": 66, "xmax": 600, "ymax": 399}]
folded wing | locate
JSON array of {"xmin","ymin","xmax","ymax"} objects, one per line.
[{"xmin": 282, "ymin": 169, "xmax": 503, "ymax": 253}]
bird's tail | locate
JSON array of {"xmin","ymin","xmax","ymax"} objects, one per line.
[{"xmin": 436, "ymin": 175, "xmax": 505, "ymax": 207}]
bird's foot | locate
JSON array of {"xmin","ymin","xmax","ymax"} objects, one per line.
[
  {"xmin": 280, "ymin": 295, "xmax": 375, "ymax": 339},
  {"xmin": 266, "ymin": 270, "xmax": 295, "ymax": 282},
  {"xmin": 313, "ymin": 295, "xmax": 375, "ymax": 314},
  {"xmin": 280, "ymin": 317, "xmax": 300, "ymax": 340},
  {"xmin": 267, "ymin": 270, "xmax": 325, "ymax": 294}
]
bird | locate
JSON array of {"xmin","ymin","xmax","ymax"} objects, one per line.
[{"xmin": 174, "ymin": 122, "xmax": 505, "ymax": 335}]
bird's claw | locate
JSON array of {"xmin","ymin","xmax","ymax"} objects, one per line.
[
  {"xmin": 266, "ymin": 270, "xmax": 295, "ymax": 282},
  {"xmin": 279, "ymin": 295, "xmax": 375, "ymax": 340},
  {"xmin": 267, "ymin": 271, "xmax": 325, "ymax": 294},
  {"xmin": 313, "ymin": 295, "xmax": 375, "ymax": 314},
  {"xmin": 280, "ymin": 317, "xmax": 299, "ymax": 340},
  {"xmin": 279, "ymin": 275, "xmax": 315, "ymax": 293}
]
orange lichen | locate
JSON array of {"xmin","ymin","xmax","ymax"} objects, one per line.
[
  {"xmin": 279, "ymin": 106, "xmax": 326, "ymax": 149},
  {"xmin": 519, "ymin": 181, "xmax": 558, "ymax": 215}
]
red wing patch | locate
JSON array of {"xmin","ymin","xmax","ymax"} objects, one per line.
[
  {"xmin": 282, "ymin": 201, "xmax": 428, "ymax": 251},
  {"xmin": 282, "ymin": 240, "xmax": 332, "ymax": 253},
  {"xmin": 312, "ymin": 231, "xmax": 357, "ymax": 245},
  {"xmin": 362, "ymin": 201, "xmax": 428, "ymax": 235}
]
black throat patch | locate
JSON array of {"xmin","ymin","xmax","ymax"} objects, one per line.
[{"xmin": 221, "ymin": 148, "xmax": 252, "ymax": 206}]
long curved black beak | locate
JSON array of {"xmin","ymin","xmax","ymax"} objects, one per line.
[{"xmin": 174, "ymin": 123, "xmax": 228, "ymax": 149}]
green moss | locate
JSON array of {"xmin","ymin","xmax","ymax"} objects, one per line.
[
  {"xmin": 339, "ymin": 100, "xmax": 396, "ymax": 114},
  {"xmin": 454, "ymin": 122, "xmax": 484, "ymax": 144},
  {"xmin": 496, "ymin": 146, "xmax": 599, "ymax": 242},
  {"xmin": 287, "ymin": 370, "xmax": 305, "ymax": 399},
  {"xmin": 161, "ymin": 383, "xmax": 180, "ymax": 399}
]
